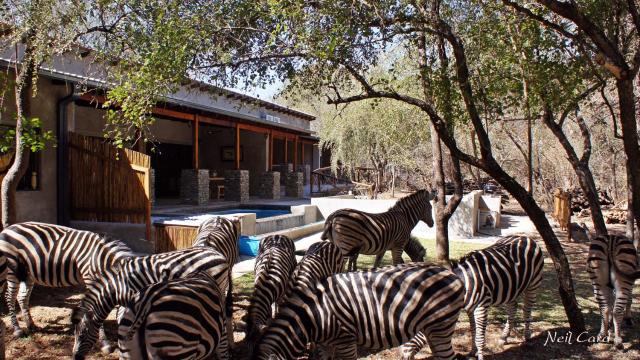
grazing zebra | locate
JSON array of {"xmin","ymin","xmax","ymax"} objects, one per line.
[
  {"xmin": 72, "ymin": 247, "xmax": 229, "ymax": 359},
  {"xmin": 321, "ymin": 189, "xmax": 432, "ymax": 271},
  {"xmin": 252, "ymin": 262, "xmax": 464, "ymax": 360},
  {"xmin": 401, "ymin": 236, "xmax": 544, "ymax": 360},
  {"xmin": 192, "ymin": 216, "xmax": 240, "ymax": 347},
  {"xmin": 587, "ymin": 234, "xmax": 640, "ymax": 348},
  {"xmin": 245, "ymin": 235, "xmax": 297, "ymax": 352},
  {"xmin": 0, "ymin": 222, "xmax": 133, "ymax": 349},
  {"xmin": 117, "ymin": 272, "xmax": 230, "ymax": 360},
  {"xmin": 288, "ymin": 241, "xmax": 344, "ymax": 292},
  {"xmin": 0, "ymin": 252, "xmax": 7, "ymax": 360}
]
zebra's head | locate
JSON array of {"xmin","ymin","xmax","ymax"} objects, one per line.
[
  {"xmin": 404, "ymin": 237, "xmax": 426, "ymax": 262},
  {"xmin": 418, "ymin": 190, "xmax": 434, "ymax": 227},
  {"xmin": 73, "ymin": 312, "xmax": 102, "ymax": 359}
]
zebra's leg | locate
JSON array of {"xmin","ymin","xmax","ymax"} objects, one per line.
[
  {"xmin": 5, "ymin": 279, "xmax": 23, "ymax": 337},
  {"xmin": 425, "ymin": 326, "xmax": 458, "ymax": 360},
  {"xmin": 348, "ymin": 254, "xmax": 358, "ymax": 272},
  {"xmin": 595, "ymin": 287, "xmax": 612, "ymax": 342},
  {"xmin": 98, "ymin": 324, "xmax": 113, "ymax": 354},
  {"xmin": 17, "ymin": 278, "xmax": 36, "ymax": 333},
  {"xmin": 472, "ymin": 306, "xmax": 488, "ymax": 360},
  {"xmin": 612, "ymin": 285, "xmax": 633, "ymax": 349},
  {"xmin": 522, "ymin": 290, "xmax": 537, "ymax": 341},
  {"xmin": 0, "ymin": 318, "xmax": 5, "ymax": 360},
  {"xmin": 623, "ymin": 296, "xmax": 634, "ymax": 328},
  {"xmin": 391, "ymin": 248, "xmax": 404, "ymax": 266},
  {"xmin": 499, "ymin": 301, "xmax": 517, "ymax": 345},
  {"xmin": 373, "ymin": 253, "xmax": 384, "ymax": 268},
  {"xmin": 468, "ymin": 311, "xmax": 477, "ymax": 356},
  {"xmin": 399, "ymin": 332, "xmax": 427, "ymax": 360},
  {"xmin": 216, "ymin": 312, "xmax": 230, "ymax": 360}
]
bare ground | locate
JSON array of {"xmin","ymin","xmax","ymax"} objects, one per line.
[{"xmin": 2, "ymin": 211, "xmax": 639, "ymax": 359}]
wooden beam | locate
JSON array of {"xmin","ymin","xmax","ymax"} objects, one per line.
[
  {"xmin": 238, "ymin": 122, "xmax": 271, "ymax": 135},
  {"xmin": 193, "ymin": 114, "xmax": 199, "ymax": 169},
  {"xmin": 235, "ymin": 124, "xmax": 241, "ymax": 170},
  {"xmin": 284, "ymin": 137, "xmax": 288, "ymax": 164},
  {"xmin": 152, "ymin": 107, "xmax": 194, "ymax": 121},
  {"xmin": 198, "ymin": 114, "xmax": 234, "ymax": 128},
  {"xmin": 301, "ymin": 141, "xmax": 305, "ymax": 166},
  {"xmin": 294, "ymin": 136, "xmax": 299, "ymax": 169},
  {"xmin": 269, "ymin": 130, "xmax": 274, "ymax": 171}
]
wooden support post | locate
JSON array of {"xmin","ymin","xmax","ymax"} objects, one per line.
[
  {"xmin": 301, "ymin": 141, "xmax": 305, "ymax": 167},
  {"xmin": 235, "ymin": 124, "xmax": 241, "ymax": 170},
  {"xmin": 294, "ymin": 136, "xmax": 299, "ymax": 169},
  {"xmin": 269, "ymin": 130, "xmax": 273, "ymax": 171},
  {"xmin": 284, "ymin": 137, "xmax": 288, "ymax": 165},
  {"xmin": 193, "ymin": 114, "xmax": 199, "ymax": 169}
]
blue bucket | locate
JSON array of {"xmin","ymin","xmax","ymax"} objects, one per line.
[{"xmin": 238, "ymin": 235, "xmax": 261, "ymax": 256}]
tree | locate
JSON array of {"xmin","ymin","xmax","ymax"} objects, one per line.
[{"xmin": 504, "ymin": 0, "xmax": 640, "ymax": 239}]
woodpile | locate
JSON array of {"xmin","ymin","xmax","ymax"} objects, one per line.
[
  {"xmin": 605, "ymin": 209, "xmax": 627, "ymax": 224},
  {"xmin": 568, "ymin": 187, "xmax": 614, "ymax": 213}
]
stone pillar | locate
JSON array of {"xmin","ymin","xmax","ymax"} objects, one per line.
[
  {"xmin": 225, "ymin": 170, "xmax": 249, "ymax": 203},
  {"xmin": 149, "ymin": 169, "xmax": 156, "ymax": 205},
  {"xmin": 273, "ymin": 164, "xmax": 293, "ymax": 185},
  {"xmin": 259, "ymin": 171, "xmax": 280, "ymax": 200},
  {"xmin": 285, "ymin": 172, "xmax": 304, "ymax": 198},
  {"xmin": 180, "ymin": 169, "xmax": 210, "ymax": 205},
  {"xmin": 296, "ymin": 164, "xmax": 311, "ymax": 185}
]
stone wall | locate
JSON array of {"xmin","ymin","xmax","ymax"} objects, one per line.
[
  {"xmin": 180, "ymin": 169, "xmax": 210, "ymax": 205},
  {"xmin": 225, "ymin": 170, "xmax": 249, "ymax": 203},
  {"xmin": 259, "ymin": 171, "xmax": 280, "ymax": 200},
  {"xmin": 296, "ymin": 164, "xmax": 311, "ymax": 185},
  {"xmin": 285, "ymin": 172, "xmax": 304, "ymax": 198},
  {"xmin": 272, "ymin": 163, "xmax": 293, "ymax": 185}
]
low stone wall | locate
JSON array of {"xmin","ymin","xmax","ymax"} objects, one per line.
[
  {"xmin": 225, "ymin": 170, "xmax": 249, "ymax": 203},
  {"xmin": 297, "ymin": 164, "xmax": 311, "ymax": 185},
  {"xmin": 259, "ymin": 171, "xmax": 280, "ymax": 200},
  {"xmin": 272, "ymin": 163, "xmax": 293, "ymax": 185},
  {"xmin": 285, "ymin": 172, "xmax": 304, "ymax": 198},
  {"xmin": 256, "ymin": 214, "xmax": 305, "ymax": 234},
  {"xmin": 180, "ymin": 169, "xmax": 210, "ymax": 205}
]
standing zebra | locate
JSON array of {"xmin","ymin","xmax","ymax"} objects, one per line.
[
  {"xmin": 252, "ymin": 262, "xmax": 464, "ymax": 360},
  {"xmin": 287, "ymin": 241, "xmax": 344, "ymax": 292},
  {"xmin": 401, "ymin": 236, "xmax": 544, "ymax": 360},
  {"xmin": 72, "ymin": 247, "xmax": 229, "ymax": 359},
  {"xmin": 0, "ymin": 252, "xmax": 7, "ymax": 360},
  {"xmin": 321, "ymin": 189, "xmax": 432, "ymax": 271},
  {"xmin": 0, "ymin": 222, "xmax": 133, "ymax": 349},
  {"xmin": 587, "ymin": 234, "xmax": 639, "ymax": 348},
  {"xmin": 192, "ymin": 216, "xmax": 240, "ymax": 347},
  {"xmin": 117, "ymin": 272, "xmax": 230, "ymax": 360},
  {"xmin": 245, "ymin": 235, "xmax": 297, "ymax": 352}
]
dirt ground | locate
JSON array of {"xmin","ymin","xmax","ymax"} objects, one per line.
[{"xmin": 2, "ymin": 206, "xmax": 640, "ymax": 359}]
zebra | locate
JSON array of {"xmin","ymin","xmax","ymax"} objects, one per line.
[
  {"xmin": 192, "ymin": 216, "xmax": 240, "ymax": 347},
  {"xmin": 587, "ymin": 234, "xmax": 640, "ymax": 348},
  {"xmin": 0, "ymin": 251, "xmax": 7, "ymax": 360},
  {"xmin": 117, "ymin": 272, "xmax": 230, "ymax": 360},
  {"xmin": 287, "ymin": 241, "xmax": 344, "ymax": 293},
  {"xmin": 252, "ymin": 262, "xmax": 464, "ymax": 360},
  {"xmin": 320, "ymin": 189, "xmax": 432, "ymax": 271},
  {"xmin": 401, "ymin": 235, "xmax": 544, "ymax": 360},
  {"xmin": 245, "ymin": 235, "xmax": 297, "ymax": 352},
  {"xmin": 0, "ymin": 222, "xmax": 133, "ymax": 350},
  {"xmin": 72, "ymin": 246, "xmax": 230, "ymax": 359}
]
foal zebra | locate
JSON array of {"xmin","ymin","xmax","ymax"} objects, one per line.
[
  {"xmin": 321, "ymin": 189, "xmax": 432, "ymax": 271},
  {"xmin": 401, "ymin": 235, "xmax": 544, "ymax": 360},
  {"xmin": 587, "ymin": 234, "xmax": 640, "ymax": 348},
  {"xmin": 252, "ymin": 262, "xmax": 464, "ymax": 360},
  {"xmin": 0, "ymin": 222, "xmax": 133, "ymax": 345},
  {"xmin": 72, "ymin": 247, "xmax": 229, "ymax": 359},
  {"xmin": 117, "ymin": 272, "xmax": 229, "ymax": 360},
  {"xmin": 192, "ymin": 216, "xmax": 240, "ymax": 347},
  {"xmin": 245, "ymin": 235, "xmax": 297, "ymax": 352}
]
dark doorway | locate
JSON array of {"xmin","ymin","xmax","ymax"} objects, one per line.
[{"xmin": 150, "ymin": 143, "xmax": 193, "ymax": 198}]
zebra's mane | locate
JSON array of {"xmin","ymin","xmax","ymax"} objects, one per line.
[
  {"xmin": 99, "ymin": 234, "xmax": 135, "ymax": 256},
  {"xmin": 389, "ymin": 189, "xmax": 429, "ymax": 212}
]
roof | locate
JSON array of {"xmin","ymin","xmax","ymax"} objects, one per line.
[{"xmin": 0, "ymin": 42, "xmax": 316, "ymax": 133}]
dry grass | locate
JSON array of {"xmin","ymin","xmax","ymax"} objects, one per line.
[{"xmin": 3, "ymin": 227, "xmax": 639, "ymax": 359}]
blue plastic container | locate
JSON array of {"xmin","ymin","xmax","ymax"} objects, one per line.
[{"xmin": 238, "ymin": 235, "xmax": 261, "ymax": 256}]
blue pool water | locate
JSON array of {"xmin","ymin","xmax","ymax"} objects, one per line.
[{"xmin": 210, "ymin": 208, "xmax": 290, "ymax": 219}]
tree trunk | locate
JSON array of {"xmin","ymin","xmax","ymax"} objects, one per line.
[
  {"xmin": 431, "ymin": 124, "xmax": 449, "ymax": 262},
  {"xmin": 1, "ymin": 55, "xmax": 36, "ymax": 228},
  {"xmin": 575, "ymin": 164, "xmax": 608, "ymax": 235}
]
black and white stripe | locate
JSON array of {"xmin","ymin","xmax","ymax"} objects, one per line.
[
  {"xmin": 402, "ymin": 236, "xmax": 544, "ymax": 360},
  {"xmin": 117, "ymin": 272, "xmax": 230, "ymax": 360},
  {"xmin": 192, "ymin": 216, "xmax": 240, "ymax": 347},
  {"xmin": 245, "ymin": 235, "xmax": 297, "ymax": 352},
  {"xmin": 288, "ymin": 241, "xmax": 344, "ymax": 293},
  {"xmin": 321, "ymin": 190, "xmax": 432, "ymax": 271},
  {"xmin": 72, "ymin": 247, "xmax": 229, "ymax": 359},
  {"xmin": 587, "ymin": 234, "xmax": 639, "ymax": 348},
  {"xmin": 0, "ymin": 251, "xmax": 7, "ymax": 360},
  {"xmin": 0, "ymin": 222, "xmax": 133, "ymax": 343},
  {"xmin": 252, "ymin": 262, "xmax": 464, "ymax": 360}
]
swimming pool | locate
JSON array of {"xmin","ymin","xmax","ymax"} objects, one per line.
[{"xmin": 209, "ymin": 208, "xmax": 290, "ymax": 219}]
